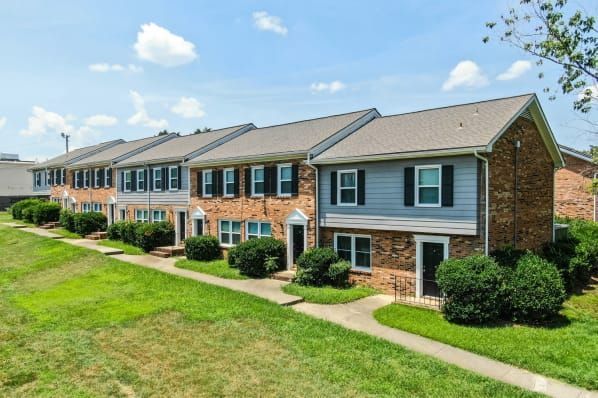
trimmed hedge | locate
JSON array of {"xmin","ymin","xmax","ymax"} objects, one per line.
[
  {"xmin": 9, "ymin": 198, "xmax": 44, "ymax": 220},
  {"xmin": 185, "ymin": 235, "xmax": 220, "ymax": 261},
  {"xmin": 106, "ymin": 221, "xmax": 124, "ymax": 241},
  {"xmin": 72, "ymin": 212, "xmax": 107, "ymax": 236},
  {"xmin": 59, "ymin": 209, "xmax": 75, "ymax": 232},
  {"xmin": 490, "ymin": 245, "xmax": 526, "ymax": 269},
  {"xmin": 121, "ymin": 222, "xmax": 139, "ymax": 245},
  {"xmin": 135, "ymin": 222, "xmax": 174, "ymax": 252},
  {"xmin": 31, "ymin": 202, "xmax": 61, "ymax": 225},
  {"xmin": 227, "ymin": 246, "xmax": 239, "ymax": 267},
  {"xmin": 294, "ymin": 248, "xmax": 347, "ymax": 287},
  {"xmin": 327, "ymin": 261, "xmax": 352, "ymax": 287},
  {"xmin": 232, "ymin": 237, "xmax": 286, "ymax": 277}
]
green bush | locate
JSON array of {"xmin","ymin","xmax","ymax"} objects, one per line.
[
  {"xmin": 233, "ymin": 237, "xmax": 286, "ymax": 277},
  {"xmin": 22, "ymin": 206, "xmax": 36, "ymax": 223},
  {"xmin": 294, "ymin": 247, "xmax": 341, "ymax": 287},
  {"xmin": 436, "ymin": 255, "xmax": 506, "ymax": 324},
  {"xmin": 490, "ymin": 245, "xmax": 527, "ymax": 268},
  {"xmin": 327, "ymin": 260, "xmax": 352, "ymax": 287},
  {"xmin": 227, "ymin": 246, "xmax": 238, "ymax": 267},
  {"xmin": 185, "ymin": 235, "xmax": 220, "ymax": 261},
  {"xmin": 135, "ymin": 222, "xmax": 174, "ymax": 252},
  {"xmin": 120, "ymin": 221, "xmax": 138, "ymax": 245},
  {"xmin": 9, "ymin": 198, "xmax": 43, "ymax": 220},
  {"xmin": 73, "ymin": 212, "xmax": 107, "ymax": 236},
  {"xmin": 59, "ymin": 209, "xmax": 75, "ymax": 232},
  {"xmin": 31, "ymin": 202, "xmax": 61, "ymax": 225},
  {"xmin": 509, "ymin": 254, "xmax": 566, "ymax": 323},
  {"xmin": 541, "ymin": 239, "xmax": 578, "ymax": 291},
  {"xmin": 106, "ymin": 221, "xmax": 125, "ymax": 241}
]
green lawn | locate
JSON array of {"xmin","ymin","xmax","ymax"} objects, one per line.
[
  {"xmin": 51, "ymin": 228, "xmax": 82, "ymax": 239},
  {"xmin": 0, "ymin": 211, "xmax": 31, "ymax": 226},
  {"xmin": 374, "ymin": 284, "xmax": 598, "ymax": 391},
  {"xmin": 282, "ymin": 283, "xmax": 379, "ymax": 304},
  {"xmin": 175, "ymin": 258, "xmax": 247, "ymax": 280},
  {"xmin": 0, "ymin": 226, "xmax": 536, "ymax": 397},
  {"xmin": 98, "ymin": 239, "xmax": 144, "ymax": 255}
]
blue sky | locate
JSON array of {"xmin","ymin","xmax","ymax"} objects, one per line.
[{"xmin": 0, "ymin": 0, "xmax": 595, "ymax": 161}]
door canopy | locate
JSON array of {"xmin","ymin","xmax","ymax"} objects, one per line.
[{"xmin": 286, "ymin": 209, "xmax": 308, "ymax": 225}]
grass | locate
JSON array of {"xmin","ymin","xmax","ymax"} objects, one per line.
[
  {"xmin": 0, "ymin": 211, "xmax": 32, "ymax": 226},
  {"xmin": 374, "ymin": 282, "xmax": 598, "ymax": 391},
  {"xmin": 175, "ymin": 258, "xmax": 247, "ymax": 280},
  {"xmin": 0, "ymin": 225, "xmax": 537, "ymax": 397},
  {"xmin": 282, "ymin": 283, "xmax": 379, "ymax": 304},
  {"xmin": 98, "ymin": 239, "xmax": 144, "ymax": 255},
  {"xmin": 51, "ymin": 228, "xmax": 82, "ymax": 239}
]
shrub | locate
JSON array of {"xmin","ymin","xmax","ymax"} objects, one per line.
[
  {"xmin": 60, "ymin": 209, "xmax": 75, "ymax": 232},
  {"xmin": 120, "ymin": 222, "xmax": 138, "ymax": 245},
  {"xmin": 107, "ymin": 221, "xmax": 125, "ymax": 241},
  {"xmin": 185, "ymin": 235, "xmax": 220, "ymax": 261},
  {"xmin": 135, "ymin": 222, "xmax": 174, "ymax": 252},
  {"xmin": 9, "ymin": 198, "xmax": 43, "ymax": 220},
  {"xmin": 233, "ymin": 237, "xmax": 286, "ymax": 277},
  {"xmin": 73, "ymin": 212, "xmax": 107, "ymax": 236},
  {"xmin": 227, "ymin": 246, "xmax": 238, "ymax": 267},
  {"xmin": 541, "ymin": 239, "xmax": 577, "ymax": 291},
  {"xmin": 436, "ymin": 255, "xmax": 506, "ymax": 324},
  {"xmin": 294, "ymin": 247, "xmax": 341, "ymax": 287},
  {"xmin": 31, "ymin": 202, "xmax": 61, "ymax": 225},
  {"xmin": 327, "ymin": 260, "xmax": 352, "ymax": 287},
  {"xmin": 490, "ymin": 245, "xmax": 527, "ymax": 268},
  {"xmin": 22, "ymin": 206, "xmax": 36, "ymax": 223},
  {"xmin": 509, "ymin": 253, "xmax": 566, "ymax": 323}
]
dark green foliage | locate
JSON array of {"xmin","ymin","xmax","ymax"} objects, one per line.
[
  {"xmin": 9, "ymin": 198, "xmax": 44, "ymax": 220},
  {"xmin": 327, "ymin": 261, "xmax": 352, "ymax": 287},
  {"xmin": 106, "ymin": 221, "xmax": 124, "ymax": 241},
  {"xmin": 294, "ymin": 248, "xmax": 343, "ymax": 287},
  {"xmin": 185, "ymin": 235, "xmax": 220, "ymax": 261},
  {"xmin": 31, "ymin": 202, "xmax": 61, "ymax": 225},
  {"xmin": 233, "ymin": 238, "xmax": 286, "ymax": 277},
  {"xmin": 490, "ymin": 245, "xmax": 527, "ymax": 268},
  {"xmin": 59, "ymin": 209, "xmax": 75, "ymax": 232},
  {"xmin": 436, "ymin": 256, "xmax": 505, "ymax": 324},
  {"xmin": 72, "ymin": 212, "xmax": 107, "ymax": 236},
  {"xmin": 509, "ymin": 254, "xmax": 566, "ymax": 323},
  {"xmin": 120, "ymin": 222, "xmax": 138, "ymax": 245},
  {"xmin": 227, "ymin": 246, "xmax": 238, "ymax": 267},
  {"xmin": 134, "ymin": 222, "xmax": 174, "ymax": 252}
]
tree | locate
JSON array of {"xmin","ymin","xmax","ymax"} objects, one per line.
[
  {"xmin": 157, "ymin": 130, "xmax": 169, "ymax": 136},
  {"xmin": 484, "ymin": 0, "xmax": 597, "ymax": 116},
  {"xmin": 193, "ymin": 127, "xmax": 212, "ymax": 134}
]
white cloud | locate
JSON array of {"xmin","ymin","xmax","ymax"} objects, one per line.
[
  {"xmin": 496, "ymin": 60, "xmax": 532, "ymax": 81},
  {"xmin": 171, "ymin": 97, "xmax": 206, "ymax": 119},
  {"xmin": 134, "ymin": 23, "xmax": 197, "ymax": 67},
  {"xmin": 19, "ymin": 106, "xmax": 74, "ymax": 137},
  {"xmin": 310, "ymin": 80, "xmax": 346, "ymax": 94},
  {"xmin": 0, "ymin": 117, "xmax": 6, "ymax": 129},
  {"xmin": 84, "ymin": 114, "xmax": 118, "ymax": 127},
  {"xmin": 127, "ymin": 90, "xmax": 168, "ymax": 129},
  {"xmin": 89, "ymin": 63, "xmax": 143, "ymax": 73},
  {"xmin": 442, "ymin": 60, "xmax": 489, "ymax": 91},
  {"xmin": 252, "ymin": 11, "xmax": 288, "ymax": 36}
]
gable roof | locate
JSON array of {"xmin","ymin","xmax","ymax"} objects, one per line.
[
  {"xmin": 560, "ymin": 145, "xmax": 594, "ymax": 163},
  {"xmin": 187, "ymin": 109, "xmax": 377, "ymax": 165},
  {"xmin": 312, "ymin": 94, "xmax": 563, "ymax": 167},
  {"xmin": 31, "ymin": 139, "xmax": 124, "ymax": 169},
  {"xmin": 68, "ymin": 134, "xmax": 176, "ymax": 168},
  {"xmin": 115, "ymin": 124, "xmax": 254, "ymax": 167}
]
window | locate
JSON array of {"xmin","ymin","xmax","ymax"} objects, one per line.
[
  {"xmin": 83, "ymin": 170, "xmax": 89, "ymax": 188},
  {"xmin": 194, "ymin": 219, "xmax": 204, "ymax": 236},
  {"xmin": 246, "ymin": 221, "xmax": 272, "ymax": 239},
  {"xmin": 104, "ymin": 168, "xmax": 110, "ymax": 188},
  {"xmin": 278, "ymin": 164, "xmax": 292, "ymax": 196},
  {"xmin": 153, "ymin": 168, "xmax": 162, "ymax": 191},
  {"xmin": 94, "ymin": 168, "xmax": 101, "ymax": 188},
  {"xmin": 124, "ymin": 171, "xmax": 132, "ymax": 192},
  {"xmin": 337, "ymin": 170, "xmax": 357, "ymax": 205},
  {"xmin": 52, "ymin": 170, "xmax": 58, "ymax": 186},
  {"xmin": 169, "ymin": 167, "xmax": 178, "ymax": 190},
  {"xmin": 35, "ymin": 172, "xmax": 41, "ymax": 187},
  {"xmin": 335, "ymin": 234, "xmax": 371, "ymax": 271},
  {"xmin": 46, "ymin": 171, "xmax": 51, "ymax": 186},
  {"xmin": 152, "ymin": 210, "xmax": 166, "ymax": 222},
  {"xmin": 137, "ymin": 169, "xmax": 145, "ymax": 191},
  {"xmin": 224, "ymin": 168, "xmax": 235, "ymax": 197},
  {"xmin": 119, "ymin": 209, "xmax": 126, "ymax": 220},
  {"xmin": 252, "ymin": 166, "xmax": 264, "ymax": 196},
  {"xmin": 82, "ymin": 203, "xmax": 91, "ymax": 213},
  {"xmin": 219, "ymin": 220, "xmax": 241, "ymax": 246},
  {"xmin": 92, "ymin": 202, "xmax": 102, "ymax": 212},
  {"xmin": 135, "ymin": 209, "xmax": 149, "ymax": 223},
  {"xmin": 203, "ymin": 170, "xmax": 213, "ymax": 197},
  {"xmin": 415, "ymin": 165, "xmax": 441, "ymax": 207}
]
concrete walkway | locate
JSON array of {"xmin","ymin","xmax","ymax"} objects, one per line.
[
  {"xmin": 21, "ymin": 227, "xmax": 63, "ymax": 239},
  {"xmin": 5, "ymin": 223, "xmax": 597, "ymax": 398}
]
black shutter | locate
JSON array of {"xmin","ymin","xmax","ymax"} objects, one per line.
[
  {"xmin": 178, "ymin": 166, "xmax": 182, "ymax": 189},
  {"xmin": 149, "ymin": 168, "xmax": 153, "ymax": 190},
  {"xmin": 197, "ymin": 171, "xmax": 202, "ymax": 195},
  {"xmin": 162, "ymin": 167, "xmax": 167, "ymax": 191},
  {"xmin": 269, "ymin": 166, "xmax": 277, "ymax": 195},
  {"xmin": 49, "ymin": 170, "xmax": 53, "ymax": 186},
  {"xmin": 78, "ymin": 171, "xmax": 84, "ymax": 189},
  {"xmin": 62, "ymin": 169, "xmax": 66, "ymax": 185},
  {"xmin": 131, "ymin": 170, "xmax": 137, "ymax": 192},
  {"xmin": 120, "ymin": 172, "xmax": 124, "ymax": 192},
  {"xmin": 357, "ymin": 169, "xmax": 366, "ymax": 205},
  {"xmin": 263, "ymin": 167, "xmax": 271, "ymax": 196},
  {"xmin": 441, "ymin": 165, "xmax": 454, "ymax": 207},
  {"xmin": 234, "ymin": 168, "xmax": 240, "ymax": 197},
  {"xmin": 106, "ymin": 169, "xmax": 112, "ymax": 187},
  {"xmin": 244, "ymin": 168, "xmax": 251, "ymax": 196},
  {"xmin": 216, "ymin": 170, "xmax": 223, "ymax": 196},
  {"xmin": 404, "ymin": 167, "xmax": 415, "ymax": 206},
  {"xmin": 330, "ymin": 171, "xmax": 337, "ymax": 205},
  {"xmin": 100, "ymin": 168, "xmax": 105, "ymax": 187},
  {"xmin": 143, "ymin": 169, "xmax": 148, "ymax": 191},
  {"xmin": 291, "ymin": 164, "xmax": 299, "ymax": 196}
]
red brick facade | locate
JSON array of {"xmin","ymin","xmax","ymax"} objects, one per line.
[{"xmin": 555, "ymin": 153, "xmax": 597, "ymax": 221}]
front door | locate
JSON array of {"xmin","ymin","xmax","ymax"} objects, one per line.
[
  {"xmin": 194, "ymin": 219, "xmax": 203, "ymax": 236},
  {"xmin": 292, "ymin": 225, "xmax": 305, "ymax": 264},
  {"xmin": 108, "ymin": 204, "xmax": 115, "ymax": 225},
  {"xmin": 177, "ymin": 212, "xmax": 186, "ymax": 245},
  {"xmin": 422, "ymin": 242, "xmax": 445, "ymax": 297}
]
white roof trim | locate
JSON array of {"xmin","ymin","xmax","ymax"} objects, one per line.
[
  {"xmin": 560, "ymin": 146, "xmax": 594, "ymax": 162},
  {"xmin": 286, "ymin": 208, "xmax": 309, "ymax": 225},
  {"xmin": 191, "ymin": 207, "xmax": 206, "ymax": 219}
]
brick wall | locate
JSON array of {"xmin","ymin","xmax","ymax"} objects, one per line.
[
  {"xmin": 65, "ymin": 169, "xmax": 116, "ymax": 216},
  {"xmin": 555, "ymin": 153, "xmax": 597, "ymax": 221},
  {"xmin": 487, "ymin": 116, "xmax": 555, "ymax": 251}
]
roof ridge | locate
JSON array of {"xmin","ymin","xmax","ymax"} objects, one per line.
[
  {"xmin": 177, "ymin": 123, "xmax": 252, "ymax": 138},
  {"xmin": 254, "ymin": 108, "xmax": 374, "ymax": 131}
]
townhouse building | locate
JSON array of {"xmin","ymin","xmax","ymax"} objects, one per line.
[{"xmin": 556, "ymin": 145, "xmax": 597, "ymax": 221}]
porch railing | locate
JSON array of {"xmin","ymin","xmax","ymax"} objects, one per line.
[{"xmin": 392, "ymin": 274, "xmax": 445, "ymax": 310}]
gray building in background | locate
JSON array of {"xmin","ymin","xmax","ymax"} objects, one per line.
[{"xmin": 0, "ymin": 153, "xmax": 48, "ymax": 209}]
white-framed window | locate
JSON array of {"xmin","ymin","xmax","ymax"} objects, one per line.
[
  {"xmin": 82, "ymin": 202, "xmax": 91, "ymax": 213},
  {"xmin": 246, "ymin": 221, "xmax": 272, "ymax": 240},
  {"xmin": 135, "ymin": 209, "xmax": 149, "ymax": 223},
  {"xmin": 334, "ymin": 233, "xmax": 371, "ymax": 271},
  {"xmin": 169, "ymin": 166, "xmax": 179, "ymax": 191},
  {"xmin": 415, "ymin": 165, "xmax": 441, "ymax": 207},
  {"xmin": 94, "ymin": 168, "xmax": 101, "ymax": 188},
  {"xmin": 152, "ymin": 210, "xmax": 166, "ymax": 222},
  {"xmin": 153, "ymin": 168, "xmax": 162, "ymax": 191},
  {"xmin": 224, "ymin": 168, "xmax": 235, "ymax": 197},
  {"xmin": 52, "ymin": 169, "xmax": 58, "ymax": 186},
  {"xmin": 119, "ymin": 208, "xmax": 126, "ymax": 221},
  {"xmin": 92, "ymin": 202, "xmax": 102, "ymax": 212},
  {"xmin": 73, "ymin": 171, "xmax": 80, "ymax": 188},
  {"xmin": 219, "ymin": 220, "xmax": 241, "ymax": 246},
  {"xmin": 136, "ymin": 169, "xmax": 145, "ymax": 191},
  {"xmin": 104, "ymin": 167, "xmax": 110, "ymax": 188},
  {"xmin": 35, "ymin": 171, "xmax": 41, "ymax": 187},
  {"xmin": 337, "ymin": 169, "xmax": 357, "ymax": 206},
  {"xmin": 251, "ymin": 166, "xmax": 264, "ymax": 196},
  {"xmin": 277, "ymin": 164, "xmax": 293, "ymax": 196},
  {"xmin": 124, "ymin": 170, "xmax": 132, "ymax": 192},
  {"xmin": 46, "ymin": 171, "xmax": 51, "ymax": 186},
  {"xmin": 203, "ymin": 169, "xmax": 213, "ymax": 197},
  {"xmin": 83, "ymin": 170, "xmax": 89, "ymax": 188}
]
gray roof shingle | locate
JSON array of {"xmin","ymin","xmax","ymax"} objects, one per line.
[
  {"xmin": 33, "ymin": 140, "xmax": 124, "ymax": 169},
  {"xmin": 313, "ymin": 94, "xmax": 534, "ymax": 162}
]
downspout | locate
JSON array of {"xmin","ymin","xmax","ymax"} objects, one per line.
[
  {"xmin": 474, "ymin": 150, "xmax": 489, "ymax": 255},
  {"xmin": 146, "ymin": 163, "xmax": 151, "ymax": 222},
  {"xmin": 306, "ymin": 154, "xmax": 319, "ymax": 248}
]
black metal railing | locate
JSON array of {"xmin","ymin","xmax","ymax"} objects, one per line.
[{"xmin": 392, "ymin": 274, "xmax": 445, "ymax": 309}]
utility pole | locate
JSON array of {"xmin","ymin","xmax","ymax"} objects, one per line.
[{"xmin": 61, "ymin": 132, "xmax": 70, "ymax": 153}]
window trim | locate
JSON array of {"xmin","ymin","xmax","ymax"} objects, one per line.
[
  {"xmin": 123, "ymin": 170, "xmax": 132, "ymax": 192},
  {"xmin": 135, "ymin": 209, "xmax": 149, "ymax": 223},
  {"xmin": 82, "ymin": 202, "xmax": 91, "ymax": 213},
  {"xmin": 136, "ymin": 169, "xmax": 145, "ymax": 191},
  {"xmin": 415, "ymin": 164, "xmax": 442, "ymax": 208},
  {"xmin": 337, "ymin": 169, "xmax": 358, "ymax": 207},
  {"xmin": 223, "ymin": 167, "xmax": 235, "ymax": 197},
  {"xmin": 245, "ymin": 220, "xmax": 272, "ymax": 240},
  {"xmin": 152, "ymin": 210, "xmax": 166, "ymax": 223},
  {"xmin": 104, "ymin": 167, "xmax": 110, "ymax": 188},
  {"xmin": 169, "ymin": 166, "xmax": 179, "ymax": 191},
  {"xmin": 202, "ymin": 169, "xmax": 213, "ymax": 198},
  {"xmin": 251, "ymin": 166, "xmax": 265, "ymax": 197},
  {"xmin": 153, "ymin": 168, "xmax": 162, "ymax": 191},
  {"xmin": 92, "ymin": 202, "xmax": 102, "ymax": 212},
  {"xmin": 94, "ymin": 168, "xmax": 101, "ymax": 188},
  {"xmin": 333, "ymin": 232, "xmax": 372, "ymax": 272},
  {"xmin": 277, "ymin": 163, "xmax": 293, "ymax": 197},
  {"xmin": 83, "ymin": 170, "xmax": 89, "ymax": 189},
  {"xmin": 219, "ymin": 219, "xmax": 241, "ymax": 247}
]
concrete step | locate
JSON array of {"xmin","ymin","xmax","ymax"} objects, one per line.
[
  {"xmin": 90, "ymin": 231, "xmax": 108, "ymax": 239},
  {"xmin": 48, "ymin": 221, "xmax": 61, "ymax": 226},
  {"xmin": 154, "ymin": 246, "xmax": 185, "ymax": 256},
  {"xmin": 150, "ymin": 250, "xmax": 170, "ymax": 258},
  {"xmin": 85, "ymin": 234, "xmax": 100, "ymax": 240},
  {"xmin": 40, "ymin": 224, "xmax": 55, "ymax": 229},
  {"xmin": 271, "ymin": 270, "xmax": 296, "ymax": 282}
]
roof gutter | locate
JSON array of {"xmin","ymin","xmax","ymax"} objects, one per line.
[{"xmin": 473, "ymin": 150, "xmax": 489, "ymax": 255}]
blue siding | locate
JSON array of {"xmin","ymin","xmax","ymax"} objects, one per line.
[{"xmin": 116, "ymin": 163, "xmax": 189, "ymax": 205}]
